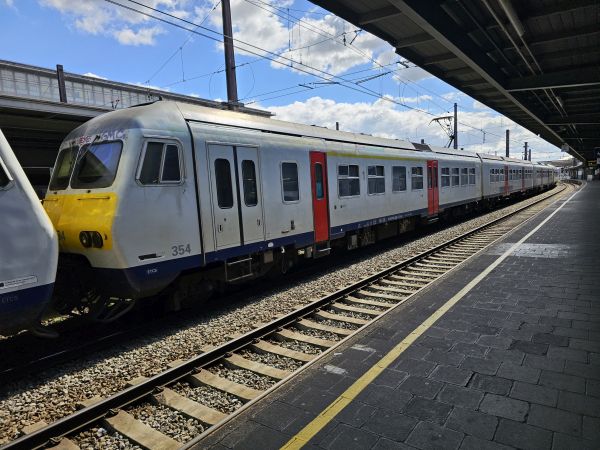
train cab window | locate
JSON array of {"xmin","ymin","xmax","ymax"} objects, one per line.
[
  {"xmin": 71, "ymin": 141, "xmax": 122, "ymax": 189},
  {"xmin": 367, "ymin": 165, "xmax": 385, "ymax": 195},
  {"xmin": 451, "ymin": 168, "xmax": 460, "ymax": 186},
  {"xmin": 461, "ymin": 168, "xmax": 468, "ymax": 185},
  {"xmin": 392, "ymin": 166, "xmax": 407, "ymax": 192},
  {"xmin": 441, "ymin": 167, "xmax": 450, "ymax": 187},
  {"xmin": 338, "ymin": 164, "xmax": 360, "ymax": 197},
  {"xmin": 469, "ymin": 168, "xmax": 476, "ymax": 185},
  {"xmin": 215, "ymin": 158, "xmax": 234, "ymax": 208},
  {"xmin": 0, "ymin": 157, "xmax": 11, "ymax": 189},
  {"xmin": 314, "ymin": 163, "xmax": 324, "ymax": 199},
  {"xmin": 138, "ymin": 142, "xmax": 181, "ymax": 185},
  {"xmin": 49, "ymin": 147, "xmax": 77, "ymax": 190},
  {"xmin": 162, "ymin": 145, "xmax": 181, "ymax": 182},
  {"xmin": 281, "ymin": 162, "xmax": 299, "ymax": 202},
  {"xmin": 242, "ymin": 160, "xmax": 258, "ymax": 206},
  {"xmin": 411, "ymin": 166, "xmax": 424, "ymax": 190}
]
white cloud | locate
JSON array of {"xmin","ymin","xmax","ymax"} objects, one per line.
[
  {"xmin": 83, "ymin": 72, "xmax": 108, "ymax": 80},
  {"xmin": 265, "ymin": 96, "xmax": 562, "ymax": 161},
  {"xmin": 2, "ymin": 0, "xmax": 15, "ymax": 8},
  {"xmin": 202, "ymin": 0, "xmax": 392, "ymax": 77},
  {"xmin": 114, "ymin": 26, "xmax": 165, "ymax": 46},
  {"xmin": 472, "ymin": 100, "xmax": 489, "ymax": 110},
  {"xmin": 38, "ymin": 0, "xmax": 188, "ymax": 45}
]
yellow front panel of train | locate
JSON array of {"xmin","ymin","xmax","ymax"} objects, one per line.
[{"xmin": 43, "ymin": 193, "xmax": 118, "ymax": 251}]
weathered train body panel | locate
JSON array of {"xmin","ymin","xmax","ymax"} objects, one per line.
[{"xmin": 0, "ymin": 129, "xmax": 58, "ymax": 334}]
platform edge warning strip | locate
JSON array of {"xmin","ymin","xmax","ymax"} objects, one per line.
[{"xmin": 281, "ymin": 186, "xmax": 582, "ymax": 450}]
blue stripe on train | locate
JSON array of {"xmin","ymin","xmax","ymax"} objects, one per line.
[{"xmin": 0, "ymin": 283, "xmax": 54, "ymax": 332}]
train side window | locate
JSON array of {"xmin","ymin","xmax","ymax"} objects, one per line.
[
  {"xmin": 499, "ymin": 168, "xmax": 505, "ymax": 182},
  {"xmin": 139, "ymin": 142, "xmax": 182, "ymax": 185},
  {"xmin": 451, "ymin": 168, "xmax": 460, "ymax": 186},
  {"xmin": 461, "ymin": 168, "xmax": 468, "ymax": 185},
  {"xmin": 338, "ymin": 164, "xmax": 360, "ymax": 197},
  {"xmin": 441, "ymin": 167, "xmax": 450, "ymax": 187},
  {"xmin": 392, "ymin": 166, "xmax": 407, "ymax": 192},
  {"xmin": 242, "ymin": 160, "xmax": 258, "ymax": 206},
  {"xmin": 469, "ymin": 168, "xmax": 476, "ymax": 185},
  {"xmin": 214, "ymin": 158, "xmax": 234, "ymax": 208},
  {"xmin": 411, "ymin": 166, "xmax": 424, "ymax": 190},
  {"xmin": 367, "ymin": 165, "xmax": 385, "ymax": 195},
  {"xmin": 0, "ymin": 156, "xmax": 12, "ymax": 189},
  {"xmin": 281, "ymin": 162, "xmax": 299, "ymax": 202},
  {"xmin": 314, "ymin": 163, "xmax": 324, "ymax": 199}
]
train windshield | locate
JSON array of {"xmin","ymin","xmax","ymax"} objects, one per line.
[
  {"xmin": 49, "ymin": 146, "xmax": 77, "ymax": 190},
  {"xmin": 71, "ymin": 141, "xmax": 122, "ymax": 189}
]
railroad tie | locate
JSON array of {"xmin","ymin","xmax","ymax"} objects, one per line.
[
  {"xmin": 189, "ymin": 370, "xmax": 260, "ymax": 402},
  {"xmin": 154, "ymin": 387, "xmax": 226, "ymax": 426},
  {"xmin": 296, "ymin": 319, "xmax": 353, "ymax": 337},
  {"xmin": 251, "ymin": 340, "xmax": 315, "ymax": 362},
  {"xmin": 331, "ymin": 302, "xmax": 382, "ymax": 317},
  {"xmin": 224, "ymin": 353, "xmax": 292, "ymax": 380},
  {"xmin": 313, "ymin": 310, "xmax": 369, "ymax": 326},
  {"xmin": 274, "ymin": 328, "xmax": 337, "ymax": 348},
  {"xmin": 104, "ymin": 410, "xmax": 181, "ymax": 450}
]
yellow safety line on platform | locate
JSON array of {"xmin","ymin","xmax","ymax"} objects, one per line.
[{"xmin": 281, "ymin": 186, "xmax": 582, "ymax": 450}]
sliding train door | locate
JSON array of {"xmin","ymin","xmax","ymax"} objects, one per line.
[
  {"xmin": 208, "ymin": 144, "xmax": 241, "ymax": 249},
  {"xmin": 310, "ymin": 151, "xmax": 329, "ymax": 243},
  {"xmin": 208, "ymin": 144, "xmax": 265, "ymax": 249},
  {"xmin": 427, "ymin": 160, "xmax": 439, "ymax": 215},
  {"xmin": 235, "ymin": 146, "xmax": 265, "ymax": 244}
]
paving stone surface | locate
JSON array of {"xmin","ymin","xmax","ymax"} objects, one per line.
[{"xmin": 195, "ymin": 185, "xmax": 600, "ymax": 449}]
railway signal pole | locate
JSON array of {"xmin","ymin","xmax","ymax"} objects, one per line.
[{"xmin": 221, "ymin": 0, "xmax": 239, "ymax": 108}]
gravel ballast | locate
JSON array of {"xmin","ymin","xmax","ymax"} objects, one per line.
[{"xmin": 0, "ymin": 186, "xmax": 565, "ymax": 444}]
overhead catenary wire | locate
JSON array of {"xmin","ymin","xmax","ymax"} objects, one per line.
[{"xmin": 104, "ymin": 0, "xmax": 548, "ymax": 151}]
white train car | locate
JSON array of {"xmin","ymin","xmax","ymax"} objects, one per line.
[
  {"xmin": 0, "ymin": 129, "xmax": 58, "ymax": 335},
  {"xmin": 42, "ymin": 101, "xmax": 556, "ymax": 317}
]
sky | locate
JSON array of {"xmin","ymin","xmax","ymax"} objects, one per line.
[{"xmin": 1, "ymin": 0, "xmax": 568, "ymax": 161}]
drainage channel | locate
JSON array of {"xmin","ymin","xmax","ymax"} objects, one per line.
[{"xmin": 2, "ymin": 184, "xmax": 573, "ymax": 450}]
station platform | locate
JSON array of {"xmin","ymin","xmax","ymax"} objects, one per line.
[{"xmin": 196, "ymin": 182, "xmax": 600, "ymax": 450}]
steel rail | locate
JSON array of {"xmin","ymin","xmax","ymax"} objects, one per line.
[{"xmin": 2, "ymin": 183, "xmax": 570, "ymax": 450}]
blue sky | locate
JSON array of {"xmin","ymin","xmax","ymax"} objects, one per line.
[{"xmin": 1, "ymin": 0, "xmax": 565, "ymax": 160}]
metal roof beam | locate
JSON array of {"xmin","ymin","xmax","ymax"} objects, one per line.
[
  {"xmin": 387, "ymin": 0, "xmax": 566, "ymax": 148},
  {"xmin": 545, "ymin": 114, "xmax": 600, "ymax": 125},
  {"xmin": 521, "ymin": 0, "xmax": 599, "ymax": 21},
  {"xmin": 506, "ymin": 67, "xmax": 600, "ymax": 92},
  {"xmin": 421, "ymin": 52, "xmax": 457, "ymax": 65},
  {"xmin": 394, "ymin": 33, "xmax": 434, "ymax": 49},
  {"xmin": 528, "ymin": 24, "xmax": 600, "ymax": 47},
  {"xmin": 358, "ymin": 5, "xmax": 402, "ymax": 25}
]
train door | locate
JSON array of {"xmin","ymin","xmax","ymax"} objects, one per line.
[
  {"xmin": 208, "ymin": 144, "xmax": 241, "ymax": 249},
  {"xmin": 310, "ymin": 151, "xmax": 329, "ymax": 243},
  {"xmin": 235, "ymin": 146, "xmax": 265, "ymax": 244},
  {"xmin": 504, "ymin": 164, "xmax": 509, "ymax": 195},
  {"xmin": 427, "ymin": 160, "xmax": 439, "ymax": 215}
]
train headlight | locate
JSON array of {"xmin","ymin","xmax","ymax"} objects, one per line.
[
  {"xmin": 91, "ymin": 231, "xmax": 103, "ymax": 248},
  {"xmin": 79, "ymin": 231, "xmax": 92, "ymax": 248}
]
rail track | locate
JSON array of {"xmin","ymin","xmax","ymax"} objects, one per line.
[{"xmin": 2, "ymin": 183, "xmax": 574, "ymax": 450}]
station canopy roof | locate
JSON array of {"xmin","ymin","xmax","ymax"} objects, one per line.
[{"xmin": 310, "ymin": 0, "xmax": 600, "ymax": 163}]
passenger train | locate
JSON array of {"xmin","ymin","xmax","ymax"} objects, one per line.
[
  {"xmin": 39, "ymin": 100, "xmax": 557, "ymax": 322},
  {"xmin": 0, "ymin": 129, "xmax": 58, "ymax": 336}
]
